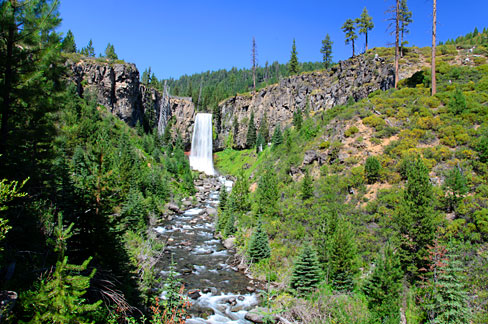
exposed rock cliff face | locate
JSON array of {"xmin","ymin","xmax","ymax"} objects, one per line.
[
  {"xmin": 67, "ymin": 58, "xmax": 194, "ymax": 138},
  {"xmin": 214, "ymin": 55, "xmax": 395, "ymax": 150},
  {"xmin": 66, "ymin": 54, "xmax": 394, "ymax": 152}
]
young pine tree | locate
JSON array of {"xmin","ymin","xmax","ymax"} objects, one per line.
[
  {"xmin": 293, "ymin": 108, "xmax": 303, "ymax": 131},
  {"xmin": 255, "ymin": 170, "xmax": 279, "ymax": 217},
  {"xmin": 443, "ymin": 167, "xmax": 468, "ymax": 212},
  {"xmin": 248, "ymin": 220, "xmax": 271, "ymax": 263},
  {"xmin": 224, "ymin": 211, "xmax": 237, "ymax": 237},
  {"xmin": 61, "ymin": 30, "xmax": 76, "ymax": 53},
  {"xmin": 301, "ymin": 170, "xmax": 313, "ymax": 200},
  {"xmin": 246, "ymin": 112, "xmax": 257, "ymax": 148},
  {"xmin": 288, "ymin": 39, "xmax": 299, "ymax": 75},
  {"xmin": 363, "ymin": 243, "xmax": 403, "ymax": 324},
  {"xmin": 364, "ymin": 156, "xmax": 381, "ymax": 184},
  {"xmin": 328, "ymin": 217, "xmax": 358, "ymax": 291},
  {"xmin": 395, "ymin": 156, "xmax": 436, "ymax": 279},
  {"xmin": 448, "ymin": 88, "xmax": 467, "ymax": 115},
  {"xmin": 290, "ymin": 243, "xmax": 322, "ymax": 295},
  {"xmin": 271, "ymin": 125, "xmax": 283, "ymax": 149}
]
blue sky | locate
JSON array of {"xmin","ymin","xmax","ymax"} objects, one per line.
[{"xmin": 58, "ymin": 0, "xmax": 488, "ymax": 79}]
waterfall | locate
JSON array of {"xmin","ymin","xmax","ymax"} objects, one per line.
[{"xmin": 189, "ymin": 113, "xmax": 215, "ymax": 175}]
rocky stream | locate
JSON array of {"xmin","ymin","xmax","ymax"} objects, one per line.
[{"xmin": 153, "ymin": 175, "xmax": 262, "ymax": 324}]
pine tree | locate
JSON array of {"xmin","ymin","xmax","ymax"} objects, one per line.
[
  {"xmin": 357, "ymin": 7, "xmax": 374, "ymax": 52},
  {"xmin": 104, "ymin": 43, "xmax": 118, "ymax": 60},
  {"xmin": 290, "ymin": 243, "xmax": 322, "ymax": 295},
  {"xmin": 224, "ymin": 211, "xmax": 236, "ymax": 236},
  {"xmin": 301, "ymin": 170, "xmax": 313, "ymax": 200},
  {"xmin": 248, "ymin": 220, "xmax": 271, "ymax": 263},
  {"xmin": 288, "ymin": 39, "xmax": 299, "ymax": 75},
  {"xmin": 478, "ymin": 133, "xmax": 488, "ymax": 163},
  {"xmin": 141, "ymin": 67, "xmax": 152, "ymax": 85},
  {"xmin": 228, "ymin": 170, "xmax": 251, "ymax": 213},
  {"xmin": 256, "ymin": 133, "xmax": 265, "ymax": 154},
  {"xmin": 399, "ymin": 0, "xmax": 413, "ymax": 57},
  {"xmin": 61, "ymin": 30, "xmax": 76, "ymax": 53},
  {"xmin": 328, "ymin": 217, "xmax": 358, "ymax": 291},
  {"xmin": 219, "ymin": 187, "xmax": 228, "ymax": 211},
  {"xmin": 320, "ymin": 33, "xmax": 333, "ymax": 68},
  {"xmin": 258, "ymin": 112, "xmax": 270, "ymax": 143},
  {"xmin": 255, "ymin": 170, "xmax": 279, "ymax": 217},
  {"xmin": 271, "ymin": 125, "xmax": 283, "ymax": 149},
  {"xmin": 363, "ymin": 243, "xmax": 403, "ymax": 324},
  {"xmin": 80, "ymin": 39, "xmax": 95, "ymax": 57},
  {"xmin": 419, "ymin": 241, "xmax": 471, "ymax": 324},
  {"xmin": 293, "ymin": 108, "xmax": 303, "ymax": 131},
  {"xmin": 448, "ymin": 88, "xmax": 467, "ymax": 115},
  {"xmin": 246, "ymin": 111, "xmax": 257, "ymax": 148},
  {"xmin": 443, "ymin": 167, "xmax": 468, "ymax": 212},
  {"xmin": 395, "ymin": 156, "xmax": 436, "ymax": 279},
  {"xmin": 365, "ymin": 156, "xmax": 381, "ymax": 184},
  {"xmin": 341, "ymin": 19, "xmax": 358, "ymax": 57}
]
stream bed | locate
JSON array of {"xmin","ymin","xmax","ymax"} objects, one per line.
[{"xmin": 153, "ymin": 176, "xmax": 259, "ymax": 323}]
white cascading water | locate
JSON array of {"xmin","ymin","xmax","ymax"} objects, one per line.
[{"xmin": 190, "ymin": 113, "xmax": 215, "ymax": 175}]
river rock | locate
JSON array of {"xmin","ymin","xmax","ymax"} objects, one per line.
[
  {"xmin": 206, "ymin": 207, "xmax": 217, "ymax": 216},
  {"xmin": 238, "ymin": 295, "xmax": 245, "ymax": 301},
  {"xmin": 183, "ymin": 200, "xmax": 192, "ymax": 207},
  {"xmin": 188, "ymin": 289, "xmax": 201, "ymax": 300},
  {"xmin": 226, "ymin": 297, "xmax": 237, "ymax": 305},
  {"xmin": 223, "ymin": 237, "xmax": 236, "ymax": 250},
  {"xmin": 244, "ymin": 312, "xmax": 267, "ymax": 324},
  {"xmin": 246, "ymin": 286, "xmax": 256, "ymax": 293},
  {"xmin": 166, "ymin": 203, "xmax": 181, "ymax": 213}
]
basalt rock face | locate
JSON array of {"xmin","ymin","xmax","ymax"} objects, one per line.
[
  {"xmin": 215, "ymin": 55, "xmax": 395, "ymax": 150},
  {"xmin": 67, "ymin": 58, "xmax": 194, "ymax": 136}
]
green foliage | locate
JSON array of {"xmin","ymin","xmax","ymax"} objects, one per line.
[
  {"xmin": 288, "ymin": 39, "xmax": 299, "ymax": 75},
  {"xmin": 341, "ymin": 18, "xmax": 358, "ymax": 57},
  {"xmin": 357, "ymin": 7, "xmax": 374, "ymax": 50},
  {"xmin": 395, "ymin": 156, "xmax": 436, "ymax": 279},
  {"xmin": 224, "ymin": 211, "xmax": 237, "ymax": 236},
  {"xmin": 419, "ymin": 241, "xmax": 471, "ymax": 324},
  {"xmin": 301, "ymin": 171, "xmax": 313, "ymax": 200},
  {"xmin": 320, "ymin": 33, "xmax": 333, "ymax": 68},
  {"xmin": 61, "ymin": 30, "xmax": 77, "ymax": 53},
  {"xmin": 246, "ymin": 111, "xmax": 257, "ymax": 148},
  {"xmin": 255, "ymin": 170, "xmax": 279, "ymax": 217},
  {"xmin": 248, "ymin": 220, "xmax": 271, "ymax": 263},
  {"xmin": 443, "ymin": 167, "xmax": 468, "ymax": 212},
  {"xmin": 290, "ymin": 243, "xmax": 322, "ymax": 295},
  {"xmin": 104, "ymin": 43, "xmax": 118, "ymax": 60},
  {"xmin": 363, "ymin": 243, "xmax": 403, "ymax": 324},
  {"xmin": 293, "ymin": 108, "xmax": 303, "ymax": 131},
  {"xmin": 271, "ymin": 125, "xmax": 283, "ymax": 150},
  {"xmin": 228, "ymin": 170, "xmax": 251, "ymax": 213},
  {"xmin": 80, "ymin": 39, "xmax": 95, "ymax": 57},
  {"xmin": 478, "ymin": 133, "xmax": 488, "ymax": 163},
  {"xmin": 344, "ymin": 125, "xmax": 359, "ymax": 137},
  {"xmin": 448, "ymin": 88, "xmax": 467, "ymax": 115},
  {"xmin": 364, "ymin": 156, "xmax": 381, "ymax": 184}
]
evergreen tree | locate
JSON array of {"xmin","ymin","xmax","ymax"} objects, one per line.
[
  {"xmin": 248, "ymin": 220, "xmax": 271, "ymax": 263},
  {"xmin": 363, "ymin": 243, "xmax": 403, "ymax": 324},
  {"xmin": 288, "ymin": 39, "xmax": 299, "ymax": 75},
  {"xmin": 80, "ymin": 39, "xmax": 95, "ymax": 57},
  {"xmin": 448, "ymin": 88, "xmax": 467, "ymax": 115},
  {"xmin": 224, "ymin": 211, "xmax": 236, "ymax": 236},
  {"xmin": 104, "ymin": 43, "xmax": 118, "ymax": 60},
  {"xmin": 246, "ymin": 111, "xmax": 257, "ymax": 148},
  {"xmin": 395, "ymin": 156, "xmax": 436, "ymax": 279},
  {"xmin": 141, "ymin": 67, "xmax": 152, "ymax": 85},
  {"xmin": 328, "ymin": 217, "xmax": 358, "ymax": 291},
  {"xmin": 256, "ymin": 132, "xmax": 265, "ymax": 154},
  {"xmin": 293, "ymin": 108, "xmax": 303, "ymax": 131},
  {"xmin": 258, "ymin": 112, "xmax": 270, "ymax": 143},
  {"xmin": 255, "ymin": 170, "xmax": 279, "ymax": 217},
  {"xmin": 290, "ymin": 243, "xmax": 322, "ymax": 295},
  {"xmin": 320, "ymin": 33, "xmax": 333, "ymax": 68},
  {"xmin": 443, "ymin": 167, "xmax": 468, "ymax": 212},
  {"xmin": 271, "ymin": 125, "xmax": 283, "ymax": 149},
  {"xmin": 399, "ymin": 0, "xmax": 413, "ymax": 57},
  {"xmin": 228, "ymin": 170, "xmax": 251, "ymax": 213},
  {"xmin": 357, "ymin": 7, "xmax": 374, "ymax": 52},
  {"xmin": 301, "ymin": 170, "xmax": 313, "ymax": 200},
  {"xmin": 419, "ymin": 241, "xmax": 471, "ymax": 324},
  {"xmin": 365, "ymin": 156, "xmax": 381, "ymax": 184},
  {"xmin": 478, "ymin": 133, "xmax": 488, "ymax": 163},
  {"xmin": 61, "ymin": 30, "xmax": 76, "ymax": 53},
  {"xmin": 219, "ymin": 187, "xmax": 228, "ymax": 211},
  {"xmin": 341, "ymin": 19, "xmax": 358, "ymax": 57}
]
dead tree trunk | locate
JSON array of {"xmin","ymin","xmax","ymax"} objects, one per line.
[
  {"xmin": 432, "ymin": 0, "xmax": 437, "ymax": 95},
  {"xmin": 252, "ymin": 37, "xmax": 257, "ymax": 92},
  {"xmin": 395, "ymin": 0, "xmax": 400, "ymax": 89},
  {"xmin": 157, "ymin": 80, "xmax": 169, "ymax": 137}
]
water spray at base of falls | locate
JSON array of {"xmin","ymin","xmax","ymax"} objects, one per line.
[{"xmin": 190, "ymin": 113, "xmax": 215, "ymax": 175}]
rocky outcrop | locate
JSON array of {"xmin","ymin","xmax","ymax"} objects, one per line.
[
  {"xmin": 214, "ymin": 55, "xmax": 395, "ymax": 150},
  {"xmin": 66, "ymin": 58, "xmax": 194, "ymax": 138}
]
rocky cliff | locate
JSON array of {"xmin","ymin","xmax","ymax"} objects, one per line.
[
  {"xmin": 66, "ymin": 57, "xmax": 194, "ymax": 141},
  {"xmin": 214, "ymin": 55, "xmax": 395, "ymax": 150}
]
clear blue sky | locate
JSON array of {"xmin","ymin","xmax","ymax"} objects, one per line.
[{"xmin": 58, "ymin": 0, "xmax": 488, "ymax": 80}]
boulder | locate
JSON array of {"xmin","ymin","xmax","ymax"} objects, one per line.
[
  {"xmin": 303, "ymin": 150, "xmax": 318, "ymax": 165},
  {"xmin": 188, "ymin": 289, "xmax": 201, "ymax": 300},
  {"xmin": 166, "ymin": 203, "xmax": 180, "ymax": 213},
  {"xmin": 223, "ymin": 237, "xmax": 236, "ymax": 250}
]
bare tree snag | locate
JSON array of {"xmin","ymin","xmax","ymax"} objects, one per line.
[
  {"xmin": 431, "ymin": 0, "xmax": 437, "ymax": 95},
  {"xmin": 395, "ymin": 0, "xmax": 400, "ymax": 89}
]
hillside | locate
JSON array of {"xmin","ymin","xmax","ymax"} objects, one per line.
[{"xmin": 214, "ymin": 42, "xmax": 488, "ymax": 323}]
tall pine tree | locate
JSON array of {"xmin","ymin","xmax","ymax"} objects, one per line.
[
  {"xmin": 288, "ymin": 39, "xmax": 299, "ymax": 75},
  {"xmin": 246, "ymin": 111, "xmax": 257, "ymax": 148},
  {"xmin": 320, "ymin": 34, "xmax": 333, "ymax": 68},
  {"xmin": 341, "ymin": 19, "xmax": 358, "ymax": 57},
  {"xmin": 357, "ymin": 7, "xmax": 374, "ymax": 52}
]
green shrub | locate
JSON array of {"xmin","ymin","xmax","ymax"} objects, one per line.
[
  {"xmin": 345, "ymin": 125, "xmax": 359, "ymax": 137},
  {"xmin": 365, "ymin": 156, "xmax": 381, "ymax": 184}
]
